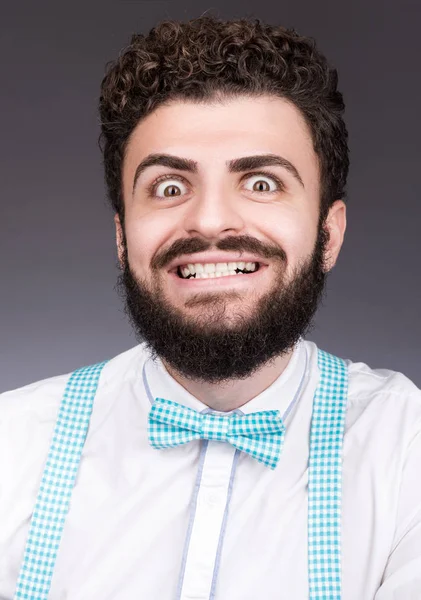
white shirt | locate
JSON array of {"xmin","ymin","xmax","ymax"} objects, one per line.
[{"xmin": 1, "ymin": 338, "xmax": 421, "ymax": 600}]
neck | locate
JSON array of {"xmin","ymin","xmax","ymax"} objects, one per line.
[{"xmin": 162, "ymin": 346, "xmax": 296, "ymax": 412}]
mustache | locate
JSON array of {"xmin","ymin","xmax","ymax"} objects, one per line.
[{"xmin": 151, "ymin": 235, "xmax": 287, "ymax": 270}]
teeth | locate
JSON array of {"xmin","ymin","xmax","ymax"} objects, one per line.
[
  {"xmin": 216, "ymin": 263, "xmax": 228, "ymax": 272},
  {"xmin": 178, "ymin": 261, "xmax": 259, "ymax": 279}
]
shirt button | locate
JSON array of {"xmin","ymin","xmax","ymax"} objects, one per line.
[{"xmin": 206, "ymin": 492, "xmax": 220, "ymax": 507}]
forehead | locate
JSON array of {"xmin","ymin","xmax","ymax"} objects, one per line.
[{"xmin": 123, "ymin": 95, "xmax": 319, "ymax": 189}]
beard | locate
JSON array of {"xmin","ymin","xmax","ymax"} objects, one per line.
[{"xmin": 116, "ymin": 221, "xmax": 330, "ymax": 384}]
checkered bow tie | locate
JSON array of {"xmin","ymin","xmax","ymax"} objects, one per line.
[{"xmin": 148, "ymin": 398, "xmax": 286, "ymax": 469}]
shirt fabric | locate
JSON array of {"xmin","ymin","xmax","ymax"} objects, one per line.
[{"xmin": 1, "ymin": 337, "xmax": 421, "ymax": 599}]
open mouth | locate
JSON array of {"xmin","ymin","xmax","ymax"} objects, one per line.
[{"xmin": 176, "ymin": 261, "xmax": 261, "ymax": 280}]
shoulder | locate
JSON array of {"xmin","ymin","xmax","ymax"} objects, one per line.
[
  {"xmin": 304, "ymin": 339, "xmax": 421, "ymax": 404},
  {"xmin": 0, "ymin": 343, "xmax": 151, "ymax": 422},
  {"xmin": 0, "ymin": 343, "xmax": 151, "ymax": 570},
  {"xmin": 346, "ymin": 356, "xmax": 421, "ymax": 448},
  {"xmin": 0, "ymin": 342, "xmax": 151, "ymax": 512},
  {"xmin": 344, "ymin": 353, "xmax": 421, "ymax": 420},
  {"xmin": 305, "ymin": 339, "xmax": 421, "ymax": 444}
]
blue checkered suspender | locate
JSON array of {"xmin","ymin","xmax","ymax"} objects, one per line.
[{"xmin": 13, "ymin": 349, "xmax": 348, "ymax": 600}]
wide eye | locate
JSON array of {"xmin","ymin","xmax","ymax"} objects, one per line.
[
  {"xmin": 153, "ymin": 176, "xmax": 188, "ymax": 198},
  {"xmin": 243, "ymin": 174, "xmax": 280, "ymax": 193}
]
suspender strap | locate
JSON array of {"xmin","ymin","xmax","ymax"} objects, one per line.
[
  {"xmin": 14, "ymin": 349, "xmax": 348, "ymax": 600},
  {"xmin": 14, "ymin": 361, "xmax": 108, "ymax": 600},
  {"xmin": 308, "ymin": 350, "xmax": 348, "ymax": 599}
]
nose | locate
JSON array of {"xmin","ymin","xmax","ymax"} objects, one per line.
[{"xmin": 182, "ymin": 188, "xmax": 245, "ymax": 239}]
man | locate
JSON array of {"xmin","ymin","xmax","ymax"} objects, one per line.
[{"xmin": 2, "ymin": 14, "xmax": 420, "ymax": 600}]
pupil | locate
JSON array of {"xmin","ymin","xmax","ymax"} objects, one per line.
[{"xmin": 165, "ymin": 186, "xmax": 179, "ymax": 197}]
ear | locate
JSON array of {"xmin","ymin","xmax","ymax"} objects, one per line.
[
  {"xmin": 114, "ymin": 214, "xmax": 125, "ymax": 269},
  {"xmin": 322, "ymin": 200, "xmax": 347, "ymax": 272}
]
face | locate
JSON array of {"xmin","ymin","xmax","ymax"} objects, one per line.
[{"xmin": 116, "ymin": 95, "xmax": 346, "ymax": 382}]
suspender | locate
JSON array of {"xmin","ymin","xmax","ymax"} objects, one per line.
[
  {"xmin": 13, "ymin": 350, "xmax": 348, "ymax": 599},
  {"xmin": 308, "ymin": 350, "xmax": 348, "ymax": 599},
  {"xmin": 13, "ymin": 361, "xmax": 108, "ymax": 600}
]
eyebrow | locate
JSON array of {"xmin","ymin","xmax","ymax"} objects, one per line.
[{"xmin": 132, "ymin": 152, "xmax": 304, "ymax": 194}]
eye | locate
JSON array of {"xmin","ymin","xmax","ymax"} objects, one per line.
[
  {"xmin": 148, "ymin": 174, "xmax": 188, "ymax": 198},
  {"xmin": 243, "ymin": 173, "xmax": 283, "ymax": 194},
  {"xmin": 147, "ymin": 171, "xmax": 284, "ymax": 199}
]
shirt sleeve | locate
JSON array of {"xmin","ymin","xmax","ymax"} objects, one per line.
[{"xmin": 374, "ymin": 412, "xmax": 421, "ymax": 599}]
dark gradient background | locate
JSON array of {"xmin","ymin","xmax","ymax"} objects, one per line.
[{"xmin": 1, "ymin": 0, "xmax": 420, "ymax": 392}]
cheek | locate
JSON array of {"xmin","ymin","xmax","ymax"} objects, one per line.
[
  {"xmin": 124, "ymin": 212, "xmax": 175, "ymax": 270},
  {"xmin": 260, "ymin": 208, "xmax": 318, "ymax": 264}
]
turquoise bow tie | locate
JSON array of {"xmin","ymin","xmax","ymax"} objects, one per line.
[{"xmin": 148, "ymin": 398, "xmax": 286, "ymax": 469}]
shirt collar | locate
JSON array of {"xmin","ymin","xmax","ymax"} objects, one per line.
[{"xmin": 143, "ymin": 337, "xmax": 308, "ymax": 418}]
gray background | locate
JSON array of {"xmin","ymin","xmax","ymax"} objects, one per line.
[{"xmin": 1, "ymin": 0, "xmax": 420, "ymax": 392}]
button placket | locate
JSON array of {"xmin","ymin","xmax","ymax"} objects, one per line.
[{"xmin": 178, "ymin": 441, "xmax": 237, "ymax": 600}]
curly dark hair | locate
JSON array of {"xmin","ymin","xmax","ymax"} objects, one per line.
[{"xmin": 99, "ymin": 15, "xmax": 349, "ymax": 227}]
